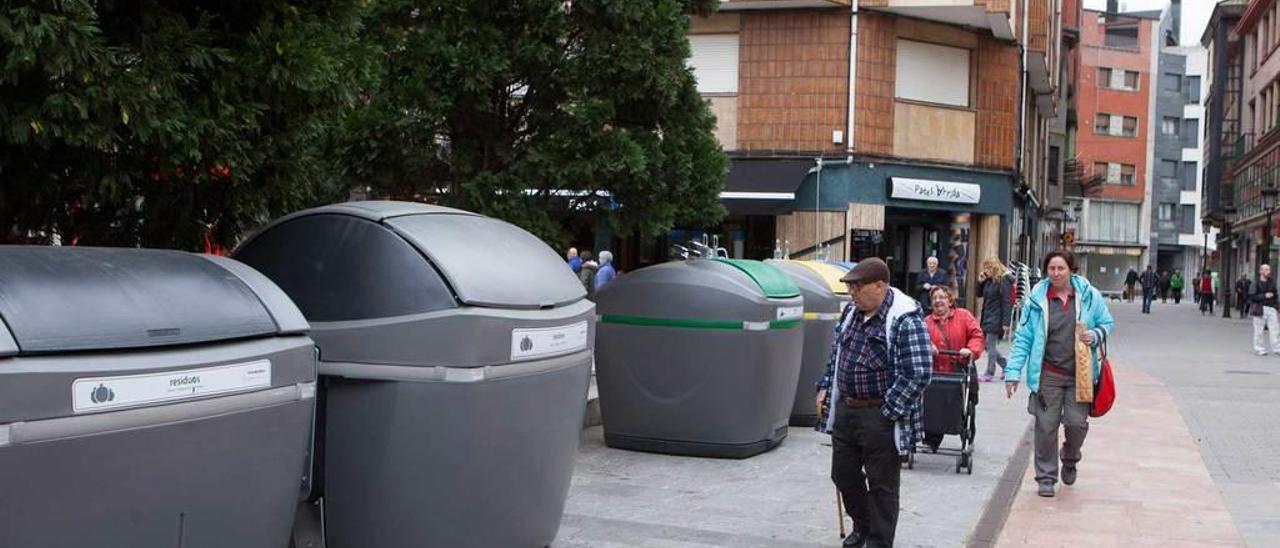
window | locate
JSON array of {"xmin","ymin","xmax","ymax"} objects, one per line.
[
  {"xmin": 1095, "ymin": 113, "xmax": 1112, "ymax": 134},
  {"xmin": 1162, "ymin": 117, "xmax": 1180, "ymax": 135},
  {"xmin": 1048, "ymin": 146, "xmax": 1061, "ymax": 186},
  {"xmin": 895, "ymin": 39, "xmax": 971, "ymax": 107},
  {"xmin": 1161, "ymin": 73, "xmax": 1182, "ymax": 92},
  {"xmin": 1124, "ymin": 71, "xmax": 1140, "ymax": 90},
  {"xmin": 1105, "ymin": 25, "xmax": 1139, "ymax": 49},
  {"xmin": 1093, "ymin": 161, "xmax": 1109, "ymax": 180},
  {"xmin": 1182, "ymin": 161, "xmax": 1198, "ymax": 191},
  {"xmin": 1097, "ymin": 67, "xmax": 1113, "ymax": 87},
  {"xmin": 1182, "ymin": 119, "xmax": 1200, "ymax": 148},
  {"xmin": 1158, "ymin": 203, "xmax": 1175, "ymax": 221},
  {"xmin": 1122, "ymin": 116, "xmax": 1138, "ymax": 137},
  {"xmin": 1180, "ymin": 205, "xmax": 1197, "ymax": 233},
  {"xmin": 688, "ymin": 34, "xmax": 740, "ymax": 94},
  {"xmin": 1084, "ymin": 201, "xmax": 1140, "ymax": 243},
  {"xmin": 1119, "ymin": 164, "xmax": 1136, "ymax": 185},
  {"xmin": 1159, "ymin": 159, "xmax": 1178, "ymax": 178},
  {"xmin": 1186, "ymin": 76, "xmax": 1201, "ymax": 102}
]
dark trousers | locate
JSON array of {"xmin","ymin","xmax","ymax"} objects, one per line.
[
  {"xmin": 1173, "ymin": 289, "xmax": 1182, "ymax": 304},
  {"xmin": 1142, "ymin": 289, "xmax": 1155, "ymax": 313},
  {"xmin": 832, "ymin": 403, "xmax": 900, "ymax": 548},
  {"xmin": 1200, "ymin": 293, "xmax": 1215, "ymax": 314}
]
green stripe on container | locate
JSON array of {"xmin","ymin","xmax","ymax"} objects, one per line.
[{"xmin": 600, "ymin": 315, "xmax": 800, "ymax": 330}]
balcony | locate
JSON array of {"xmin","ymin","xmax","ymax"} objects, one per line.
[
  {"xmin": 718, "ymin": 0, "xmax": 852, "ymax": 9},
  {"xmin": 859, "ymin": 0, "xmax": 1014, "ymax": 40}
]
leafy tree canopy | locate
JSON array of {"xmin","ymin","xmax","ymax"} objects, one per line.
[{"xmin": 2, "ymin": 0, "xmax": 727, "ymax": 251}]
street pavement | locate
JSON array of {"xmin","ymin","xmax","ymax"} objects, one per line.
[
  {"xmin": 1079, "ymin": 299, "xmax": 1280, "ymax": 547},
  {"xmin": 559, "ymin": 352, "xmax": 1032, "ymax": 547}
]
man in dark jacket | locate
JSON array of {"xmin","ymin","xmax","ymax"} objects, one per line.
[
  {"xmin": 978, "ymin": 259, "xmax": 1012, "ymax": 382},
  {"xmin": 1138, "ymin": 265, "xmax": 1158, "ymax": 314},
  {"xmin": 1158, "ymin": 270, "xmax": 1171, "ymax": 303},
  {"xmin": 915, "ymin": 256, "xmax": 950, "ymax": 313},
  {"xmin": 1124, "ymin": 268, "xmax": 1139, "ymax": 302},
  {"xmin": 1250, "ymin": 264, "xmax": 1280, "ymax": 355}
]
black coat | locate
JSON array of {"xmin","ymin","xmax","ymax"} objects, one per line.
[
  {"xmin": 916, "ymin": 269, "xmax": 951, "ymax": 304},
  {"xmin": 1250, "ymin": 277, "xmax": 1279, "ymax": 309},
  {"xmin": 979, "ymin": 275, "xmax": 1012, "ymax": 335}
]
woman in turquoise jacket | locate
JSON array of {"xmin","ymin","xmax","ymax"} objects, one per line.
[{"xmin": 1004, "ymin": 250, "xmax": 1114, "ymax": 498}]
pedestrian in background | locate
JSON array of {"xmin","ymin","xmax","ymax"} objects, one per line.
[
  {"xmin": 1250, "ymin": 264, "xmax": 1279, "ymax": 356},
  {"xmin": 1199, "ymin": 269, "xmax": 1216, "ymax": 316},
  {"xmin": 578, "ymin": 251, "xmax": 598, "ymax": 297},
  {"xmin": 1158, "ymin": 270, "xmax": 1171, "ymax": 304},
  {"xmin": 978, "ymin": 258, "xmax": 1013, "ymax": 382},
  {"xmin": 923, "ymin": 285, "xmax": 983, "ymax": 452},
  {"xmin": 915, "ymin": 256, "xmax": 950, "ymax": 314},
  {"xmin": 1170, "ymin": 270, "xmax": 1184, "ymax": 304},
  {"xmin": 594, "ymin": 251, "xmax": 616, "ymax": 292},
  {"xmin": 1237, "ymin": 275, "xmax": 1251, "ymax": 318},
  {"xmin": 1124, "ymin": 268, "xmax": 1138, "ymax": 302},
  {"xmin": 1138, "ymin": 265, "xmax": 1158, "ymax": 314},
  {"xmin": 816, "ymin": 258, "xmax": 932, "ymax": 548},
  {"xmin": 566, "ymin": 247, "xmax": 581, "ymax": 273},
  {"xmin": 1004, "ymin": 250, "xmax": 1114, "ymax": 498}
]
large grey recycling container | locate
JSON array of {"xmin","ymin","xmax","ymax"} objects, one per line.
[
  {"xmin": 593, "ymin": 258, "xmax": 803, "ymax": 458},
  {"xmin": 766, "ymin": 260, "xmax": 849, "ymax": 427},
  {"xmin": 233, "ymin": 200, "xmax": 593, "ymax": 548},
  {"xmin": 0, "ymin": 246, "xmax": 316, "ymax": 548}
]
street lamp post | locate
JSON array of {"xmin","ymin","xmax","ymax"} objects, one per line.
[
  {"xmin": 1263, "ymin": 186, "xmax": 1278, "ymax": 272},
  {"xmin": 1202, "ymin": 218, "xmax": 1212, "ymax": 276},
  {"xmin": 1223, "ymin": 206, "xmax": 1237, "ymax": 319}
]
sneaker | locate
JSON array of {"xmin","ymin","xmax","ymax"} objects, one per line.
[
  {"xmin": 978, "ymin": 374, "xmax": 994, "ymax": 383},
  {"xmin": 1062, "ymin": 465, "xmax": 1077, "ymax": 486},
  {"xmin": 1037, "ymin": 482, "xmax": 1055, "ymax": 497},
  {"xmin": 1257, "ymin": 351, "xmax": 1269, "ymax": 356}
]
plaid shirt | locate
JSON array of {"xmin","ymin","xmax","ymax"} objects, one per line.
[{"xmin": 817, "ymin": 289, "xmax": 934, "ymax": 454}]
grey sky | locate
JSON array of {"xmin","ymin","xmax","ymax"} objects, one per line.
[{"xmin": 1082, "ymin": 0, "xmax": 1217, "ymax": 45}]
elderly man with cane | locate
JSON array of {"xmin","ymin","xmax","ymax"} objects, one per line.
[{"xmin": 817, "ymin": 258, "xmax": 933, "ymax": 547}]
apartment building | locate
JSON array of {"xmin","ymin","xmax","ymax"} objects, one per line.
[
  {"xmin": 1205, "ymin": 0, "xmax": 1280, "ymax": 292},
  {"xmin": 1201, "ymin": 1, "xmax": 1247, "ymax": 309},
  {"xmin": 1069, "ymin": 4, "xmax": 1160, "ymax": 292},
  {"xmin": 687, "ymin": 0, "xmax": 1061, "ymax": 304},
  {"xmin": 1149, "ymin": 1, "xmax": 1211, "ymax": 278}
]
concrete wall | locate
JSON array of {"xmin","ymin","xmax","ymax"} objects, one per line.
[{"xmin": 1153, "ymin": 49, "xmax": 1187, "ymax": 248}]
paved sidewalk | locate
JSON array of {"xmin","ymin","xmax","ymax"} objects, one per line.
[
  {"xmin": 994, "ymin": 366, "xmax": 1245, "ymax": 547},
  {"xmin": 559, "ymin": 364, "xmax": 1031, "ymax": 547}
]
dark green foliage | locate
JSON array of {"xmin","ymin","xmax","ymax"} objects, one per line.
[
  {"xmin": 2, "ymin": 0, "xmax": 726, "ymax": 250},
  {"xmin": 341, "ymin": 0, "xmax": 726, "ymax": 248},
  {"xmin": 1, "ymin": 0, "xmax": 369, "ymax": 247}
]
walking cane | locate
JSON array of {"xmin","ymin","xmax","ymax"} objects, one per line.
[{"xmin": 836, "ymin": 488, "xmax": 846, "ymax": 538}]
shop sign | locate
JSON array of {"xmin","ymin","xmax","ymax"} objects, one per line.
[{"xmin": 889, "ymin": 178, "xmax": 981, "ymax": 204}]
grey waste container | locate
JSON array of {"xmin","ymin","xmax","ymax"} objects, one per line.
[
  {"xmin": 233, "ymin": 200, "xmax": 593, "ymax": 548},
  {"xmin": 766, "ymin": 260, "xmax": 849, "ymax": 427},
  {"xmin": 0, "ymin": 246, "xmax": 316, "ymax": 548},
  {"xmin": 593, "ymin": 258, "xmax": 803, "ymax": 458}
]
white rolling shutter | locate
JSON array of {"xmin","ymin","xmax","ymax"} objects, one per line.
[{"xmin": 688, "ymin": 34, "xmax": 740, "ymax": 94}]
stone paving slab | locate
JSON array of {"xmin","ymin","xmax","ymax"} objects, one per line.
[
  {"xmin": 559, "ymin": 367, "xmax": 1031, "ymax": 548},
  {"xmin": 994, "ymin": 366, "xmax": 1245, "ymax": 547}
]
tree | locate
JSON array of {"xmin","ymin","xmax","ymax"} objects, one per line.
[
  {"xmin": 1, "ymin": 0, "xmax": 369, "ymax": 249},
  {"xmin": 341, "ymin": 0, "xmax": 727, "ymax": 249}
]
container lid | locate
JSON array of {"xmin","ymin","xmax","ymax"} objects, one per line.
[
  {"xmin": 791, "ymin": 261, "xmax": 849, "ymax": 295},
  {"xmin": 708, "ymin": 258, "xmax": 800, "ymax": 299},
  {"xmin": 386, "ymin": 213, "xmax": 586, "ymax": 309},
  {"xmin": 0, "ymin": 247, "xmax": 282, "ymax": 354}
]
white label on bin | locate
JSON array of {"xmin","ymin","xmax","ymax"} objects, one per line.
[
  {"xmin": 776, "ymin": 306, "xmax": 804, "ymax": 321},
  {"xmin": 72, "ymin": 360, "xmax": 273, "ymax": 414},
  {"xmin": 510, "ymin": 321, "xmax": 589, "ymax": 361}
]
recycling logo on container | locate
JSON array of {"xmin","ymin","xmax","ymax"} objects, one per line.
[{"xmin": 90, "ymin": 383, "xmax": 115, "ymax": 404}]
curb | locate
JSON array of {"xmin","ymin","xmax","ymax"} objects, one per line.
[{"xmin": 966, "ymin": 419, "xmax": 1034, "ymax": 548}]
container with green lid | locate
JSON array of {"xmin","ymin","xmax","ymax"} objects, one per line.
[{"xmin": 593, "ymin": 258, "xmax": 805, "ymax": 458}]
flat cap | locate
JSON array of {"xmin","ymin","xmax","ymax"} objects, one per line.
[{"xmin": 840, "ymin": 257, "xmax": 890, "ymax": 285}]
